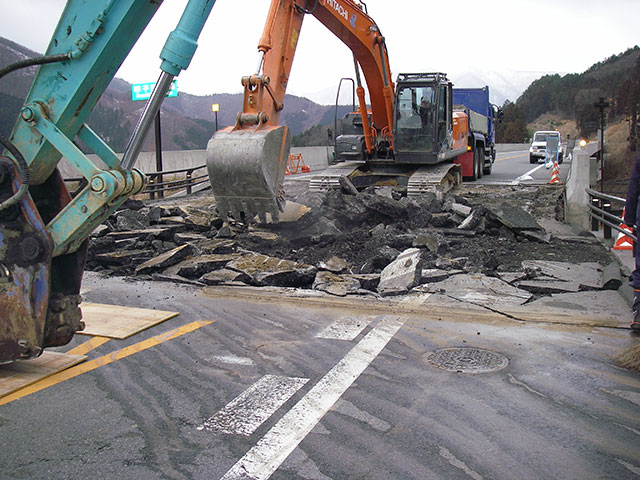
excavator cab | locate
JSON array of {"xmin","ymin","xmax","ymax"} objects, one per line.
[{"xmin": 393, "ymin": 73, "xmax": 452, "ymax": 164}]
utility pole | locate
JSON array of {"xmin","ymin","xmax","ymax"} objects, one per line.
[{"xmin": 594, "ymin": 97, "xmax": 609, "ymax": 193}]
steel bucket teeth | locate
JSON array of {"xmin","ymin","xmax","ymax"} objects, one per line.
[{"xmin": 206, "ymin": 126, "xmax": 290, "ymax": 223}]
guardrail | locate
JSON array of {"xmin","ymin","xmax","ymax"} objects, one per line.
[
  {"xmin": 586, "ymin": 187, "xmax": 636, "ymax": 242},
  {"xmin": 64, "ymin": 164, "xmax": 209, "ymax": 200},
  {"xmin": 143, "ymin": 164, "xmax": 208, "ymax": 199},
  {"xmin": 602, "ymin": 179, "xmax": 630, "ymax": 197}
]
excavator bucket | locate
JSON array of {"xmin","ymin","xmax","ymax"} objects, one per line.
[{"xmin": 206, "ymin": 125, "xmax": 291, "ymax": 223}]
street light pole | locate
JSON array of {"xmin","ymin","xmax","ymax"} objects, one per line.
[
  {"xmin": 594, "ymin": 97, "xmax": 609, "ymax": 193},
  {"xmin": 211, "ymin": 103, "xmax": 220, "ymax": 132}
]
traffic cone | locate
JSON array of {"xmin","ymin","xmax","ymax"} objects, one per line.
[
  {"xmin": 614, "ymin": 207, "xmax": 634, "ymax": 251},
  {"xmin": 548, "ymin": 160, "xmax": 562, "ymax": 184}
]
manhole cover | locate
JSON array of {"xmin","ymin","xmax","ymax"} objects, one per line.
[{"xmin": 426, "ymin": 348, "xmax": 509, "ymax": 373}]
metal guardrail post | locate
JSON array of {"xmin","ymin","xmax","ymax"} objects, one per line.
[
  {"xmin": 186, "ymin": 169, "xmax": 193, "ymax": 195},
  {"xmin": 591, "ymin": 197, "xmax": 599, "ymax": 231},
  {"xmin": 585, "ymin": 187, "xmax": 637, "ymax": 242},
  {"xmin": 603, "ymin": 201, "xmax": 612, "ymax": 239},
  {"xmin": 148, "ymin": 176, "xmax": 155, "ymax": 200}
]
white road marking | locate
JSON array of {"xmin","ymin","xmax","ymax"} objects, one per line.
[
  {"xmin": 211, "ymin": 355, "xmax": 256, "ymax": 366},
  {"xmin": 198, "ymin": 375, "xmax": 309, "ymax": 435},
  {"xmin": 508, "ymin": 373, "xmax": 548, "ymax": 398},
  {"xmin": 601, "ymin": 388, "xmax": 640, "ymax": 407},
  {"xmin": 315, "ymin": 316, "xmax": 374, "ymax": 341},
  {"xmin": 617, "ymin": 459, "xmax": 640, "ymax": 476},
  {"xmin": 334, "ymin": 399, "xmax": 391, "ymax": 432},
  {"xmin": 614, "ymin": 422, "xmax": 640, "ymax": 437},
  {"xmin": 515, "ymin": 163, "xmax": 545, "ymax": 182},
  {"xmin": 220, "ymin": 316, "xmax": 407, "ymax": 480},
  {"xmin": 439, "ymin": 446, "xmax": 484, "ymax": 480}
]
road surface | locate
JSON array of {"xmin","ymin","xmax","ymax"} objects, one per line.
[
  {"xmin": 479, "ymin": 149, "xmax": 570, "ymax": 185},
  {"xmin": 0, "ymin": 272, "xmax": 638, "ymax": 480}
]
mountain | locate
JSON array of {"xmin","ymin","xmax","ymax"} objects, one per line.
[
  {"xmin": 0, "ymin": 36, "xmax": 341, "ymax": 152},
  {"xmin": 450, "ymin": 69, "xmax": 559, "ymax": 107},
  {"xmin": 496, "ymin": 46, "xmax": 640, "ymax": 151},
  {"xmin": 303, "ymin": 70, "xmax": 543, "ymax": 107}
]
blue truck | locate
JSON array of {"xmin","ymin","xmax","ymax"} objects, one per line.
[{"xmin": 452, "ymin": 86, "xmax": 502, "ymax": 175}]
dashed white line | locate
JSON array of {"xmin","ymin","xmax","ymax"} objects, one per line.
[
  {"xmin": 199, "ymin": 375, "xmax": 308, "ymax": 436},
  {"xmin": 219, "ymin": 316, "xmax": 407, "ymax": 480}
]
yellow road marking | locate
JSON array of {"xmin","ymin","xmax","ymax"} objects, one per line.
[
  {"xmin": 0, "ymin": 320, "xmax": 213, "ymax": 406},
  {"xmin": 496, "ymin": 152, "xmax": 528, "ymax": 162},
  {"xmin": 66, "ymin": 336, "xmax": 111, "ymax": 355}
]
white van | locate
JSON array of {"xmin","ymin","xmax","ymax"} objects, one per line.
[{"xmin": 529, "ymin": 131, "xmax": 563, "ymax": 164}]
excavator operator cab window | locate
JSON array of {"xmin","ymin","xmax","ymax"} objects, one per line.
[
  {"xmin": 395, "ymin": 85, "xmax": 435, "ymax": 153},
  {"xmin": 437, "ymin": 84, "xmax": 448, "ymax": 145}
]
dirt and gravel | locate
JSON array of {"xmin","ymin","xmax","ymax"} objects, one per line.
[{"xmin": 85, "ymin": 179, "xmax": 618, "ymax": 296}]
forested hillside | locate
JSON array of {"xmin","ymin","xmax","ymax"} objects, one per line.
[
  {"xmin": 0, "ymin": 37, "xmax": 341, "ymax": 152},
  {"xmin": 497, "ymin": 46, "xmax": 640, "ymax": 149}
]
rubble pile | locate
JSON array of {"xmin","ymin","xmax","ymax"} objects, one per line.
[{"xmin": 86, "ymin": 182, "xmax": 619, "ymax": 298}]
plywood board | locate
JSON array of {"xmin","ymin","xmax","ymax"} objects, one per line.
[
  {"xmin": 78, "ymin": 302, "xmax": 179, "ymax": 339},
  {"xmin": 0, "ymin": 351, "xmax": 86, "ymax": 398}
]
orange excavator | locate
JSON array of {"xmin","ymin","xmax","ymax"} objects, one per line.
[
  {"xmin": 207, "ymin": 0, "xmax": 490, "ymax": 222},
  {"xmin": 206, "ymin": 0, "xmax": 396, "ymax": 223}
]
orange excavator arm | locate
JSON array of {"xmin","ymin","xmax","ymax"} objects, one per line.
[
  {"xmin": 207, "ymin": 0, "xmax": 395, "ymax": 223},
  {"xmin": 256, "ymin": 0, "xmax": 394, "ymax": 143}
]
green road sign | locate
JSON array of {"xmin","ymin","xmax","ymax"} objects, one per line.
[{"xmin": 131, "ymin": 80, "xmax": 178, "ymax": 101}]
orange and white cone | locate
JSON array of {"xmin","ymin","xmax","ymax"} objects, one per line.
[
  {"xmin": 548, "ymin": 160, "xmax": 562, "ymax": 184},
  {"xmin": 614, "ymin": 207, "xmax": 634, "ymax": 251}
]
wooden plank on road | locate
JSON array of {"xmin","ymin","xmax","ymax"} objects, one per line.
[
  {"xmin": 0, "ymin": 352, "xmax": 86, "ymax": 398},
  {"xmin": 78, "ymin": 302, "xmax": 179, "ymax": 339}
]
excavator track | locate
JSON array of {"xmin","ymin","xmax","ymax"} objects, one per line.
[
  {"xmin": 308, "ymin": 161, "xmax": 364, "ymax": 192},
  {"xmin": 407, "ymin": 163, "xmax": 462, "ymax": 196},
  {"xmin": 308, "ymin": 161, "xmax": 461, "ymax": 195}
]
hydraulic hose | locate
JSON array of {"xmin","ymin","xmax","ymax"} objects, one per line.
[
  {"xmin": 294, "ymin": 0, "xmax": 317, "ymax": 15},
  {"xmin": 0, "ymin": 53, "xmax": 70, "ymax": 210},
  {"xmin": 0, "ymin": 53, "xmax": 71, "ymax": 81},
  {"xmin": 0, "ymin": 53, "xmax": 71, "ymax": 210},
  {"xmin": 0, "ymin": 135, "xmax": 30, "ymax": 211}
]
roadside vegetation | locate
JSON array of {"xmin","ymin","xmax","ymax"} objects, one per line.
[{"xmin": 497, "ymin": 46, "xmax": 639, "ymax": 181}]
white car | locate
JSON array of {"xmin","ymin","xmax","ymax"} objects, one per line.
[{"xmin": 529, "ymin": 131, "xmax": 563, "ymax": 164}]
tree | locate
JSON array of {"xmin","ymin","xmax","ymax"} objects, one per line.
[
  {"xmin": 574, "ymin": 88, "xmax": 605, "ymax": 136},
  {"xmin": 496, "ymin": 102, "xmax": 529, "ymax": 143},
  {"xmin": 292, "ymin": 124, "xmax": 331, "ymax": 147}
]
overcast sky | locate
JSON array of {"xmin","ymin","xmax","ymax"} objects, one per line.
[{"xmin": 1, "ymin": 0, "xmax": 639, "ymax": 105}]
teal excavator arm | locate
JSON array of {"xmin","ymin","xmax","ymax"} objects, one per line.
[{"xmin": 0, "ymin": 0, "xmax": 216, "ymax": 363}]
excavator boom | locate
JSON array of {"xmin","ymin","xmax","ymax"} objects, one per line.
[
  {"xmin": 207, "ymin": 0, "xmax": 395, "ymax": 223},
  {"xmin": 0, "ymin": 0, "xmax": 216, "ymax": 363}
]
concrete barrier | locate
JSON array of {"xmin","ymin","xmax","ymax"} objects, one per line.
[
  {"xmin": 290, "ymin": 146, "xmax": 332, "ymax": 171},
  {"xmin": 59, "ymin": 143, "xmax": 528, "ymax": 178},
  {"xmin": 60, "ymin": 146, "xmax": 335, "ymax": 178},
  {"xmin": 495, "ymin": 143, "xmax": 529, "ymax": 153},
  {"xmin": 565, "ymin": 142, "xmax": 599, "ymax": 229}
]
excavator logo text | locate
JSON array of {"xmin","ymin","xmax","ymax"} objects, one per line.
[{"xmin": 322, "ymin": 0, "xmax": 350, "ymax": 24}]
